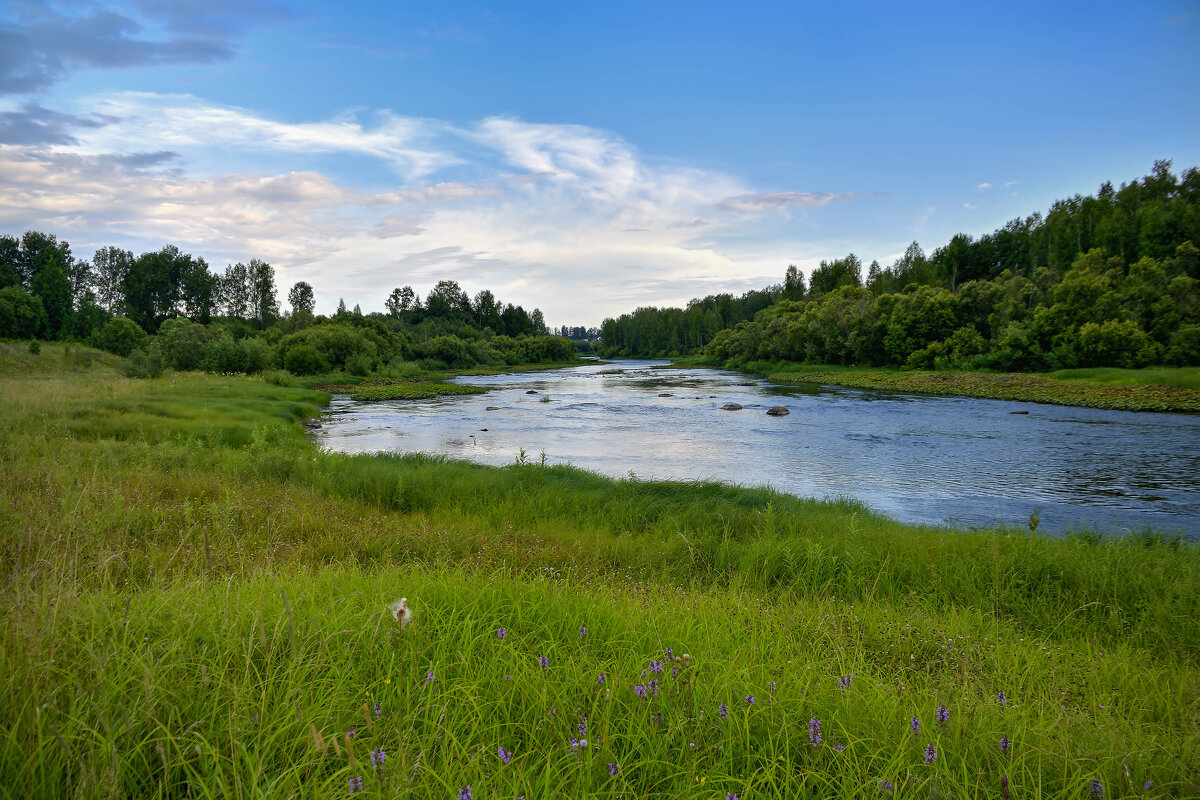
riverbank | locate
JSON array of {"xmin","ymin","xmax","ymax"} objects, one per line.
[
  {"xmin": 2, "ymin": 344, "xmax": 1198, "ymax": 797},
  {"xmin": 672, "ymin": 356, "xmax": 1200, "ymax": 412}
]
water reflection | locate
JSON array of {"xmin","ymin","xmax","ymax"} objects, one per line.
[{"xmin": 315, "ymin": 360, "xmax": 1200, "ymax": 538}]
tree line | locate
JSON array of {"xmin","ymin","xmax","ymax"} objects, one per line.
[
  {"xmin": 0, "ymin": 235, "xmax": 575, "ymax": 375},
  {"xmin": 600, "ymin": 160, "xmax": 1200, "ymax": 370}
]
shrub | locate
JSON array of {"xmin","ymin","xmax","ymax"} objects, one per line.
[
  {"xmin": 123, "ymin": 340, "xmax": 165, "ymax": 378},
  {"xmin": 0, "ymin": 286, "xmax": 48, "ymax": 339},
  {"xmin": 262, "ymin": 369, "xmax": 296, "ymax": 386},
  {"xmin": 92, "ymin": 316, "xmax": 147, "ymax": 357},
  {"xmin": 284, "ymin": 344, "xmax": 330, "ymax": 375},
  {"xmin": 159, "ymin": 318, "xmax": 213, "ymax": 370},
  {"xmin": 204, "ymin": 334, "xmax": 249, "ymax": 374},
  {"xmin": 241, "ymin": 337, "xmax": 273, "ymax": 374},
  {"xmin": 1076, "ymin": 320, "xmax": 1159, "ymax": 368}
]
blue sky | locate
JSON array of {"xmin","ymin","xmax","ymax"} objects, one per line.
[{"xmin": 2, "ymin": 1, "xmax": 1197, "ymax": 325}]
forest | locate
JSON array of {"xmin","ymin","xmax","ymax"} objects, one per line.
[
  {"xmin": 0, "ymin": 235, "xmax": 576, "ymax": 376},
  {"xmin": 600, "ymin": 160, "xmax": 1200, "ymax": 371}
]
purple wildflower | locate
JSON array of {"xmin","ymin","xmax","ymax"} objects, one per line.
[
  {"xmin": 997, "ymin": 691, "xmax": 1008, "ymax": 707},
  {"xmin": 608, "ymin": 762, "xmax": 619, "ymax": 777},
  {"xmin": 569, "ymin": 737, "xmax": 587, "ymax": 751},
  {"xmin": 649, "ymin": 660, "xmax": 663, "ymax": 674},
  {"xmin": 809, "ymin": 717, "xmax": 822, "ymax": 747},
  {"xmin": 718, "ymin": 702, "xmax": 728, "ymax": 719},
  {"xmin": 924, "ymin": 744, "xmax": 938, "ymax": 764},
  {"xmin": 880, "ymin": 779, "xmax": 894, "ymax": 793},
  {"xmin": 910, "ymin": 716, "xmax": 921, "ymax": 734},
  {"xmin": 498, "ymin": 746, "xmax": 511, "ymax": 765},
  {"xmin": 634, "ymin": 684, "xmax": 647, "ymax": 698},
  {"xmin": 370, "ymin": 747, "xmax": 386, "ymax": 769},
  {"xmin": 745, "ymin": 695, "xmax": 756, "ymax": 705},
  {"xmin": 726, "ymin": 794, "xmax": 739, "ymax": 800},
  {"xmin": 936, "ymin": 705, "xmax": 949, "ymax": 724},
  {"xmin": 596, "ymin": 671, "xmax": 607, "ymax": 685},
  {"xmin": 769, "ymin": 680, "xmax": 777, "ymax": 694},
  {"xmin": 497, "ymin": 627, "xmax": 506, "ymax": 640},
  {"xmin": 1000, "ymin": 735, "xmax": 1010, "ymax": 754},
  {"xmin": 577, "ymin": 719, "xmax": 587, "ymax": 737},
  {"xmin": 579, "ymin": 625, "xmax": 587, "ymax": 638},
  {"xmin": 1143, "ymin": 781, "xmax": 1152, "ymax": 790},
  {"xmin": 458, "ymin": 785, "xmax": 473, "ymax": 800},
  {"xmin": 425, "ymin": 670, "xmax": 435, "ymax": 683},
  {"xmin": 538, "ymin": 655, "xmax": 549, "ymax": 668},
  {"xmin": 839, "ymin": 674, "xmax": 852, "ymax": 692},
  {"xmin": 373, "ymin": 702, "xmax": 381, "ymax": 718},
  {"xmin": 648, "ymin": 679, "xmax": 659, "ymax": 696},
  {"xmin": 347, "ymin": 726, "xmax": 357, "ymax": 738},
  {"xmin": 664, "ymin": 647, "xmax": 673, "ymax": 658},
  {"xmin": 349, "ymin": 775, "xmax": 363, "ymax": 793},
  {"xmin": 672, "ymin": 667, "xmax": 678, "ymax": 678},
  {"xmin": 835, "ymin": 742, "xmax": 845, "ymax": 751},
  {"xmin": 652, "ymin": 712, "xmax": 664, "ymax": 727},
  {"xmin": 1089, "ymin": 778, "xmax": 1104, "ymax": 798}
]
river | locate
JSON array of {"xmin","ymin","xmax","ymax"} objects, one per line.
[{"xmin": 314, "ymin": 360, "xmax": 1200, "ymax": 538}]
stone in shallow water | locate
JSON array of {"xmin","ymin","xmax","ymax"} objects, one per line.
[
  {"xmin": 526, "ymin": 390, "xmax": 539, "ymax": 394},
  {"xmin": 721, "ymin": 403, "xmax": 743, "ymax": 411},
  {"xmin": 485, "ymin": 406, "xmax": 501, "ymax": 410},
  {"xmin": 766, "ymin": 406, "xmax": 790, "ymax": 416},
  {"xmin": 658, "ymin": 392, "xmax": 673, "ymax": 397}
]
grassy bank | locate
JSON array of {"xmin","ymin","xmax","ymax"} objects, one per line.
[
  {"xmin": 2, "ymin": 345, "xmax": 1198, "ymax": 798},
  {"xmin": 671, "ymin": 355, "xmax": 1200, "ymax": 412}
]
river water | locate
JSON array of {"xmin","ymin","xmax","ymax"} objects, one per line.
[{"xmin": 314, "ymin": 360, "xmax": 1200, "ymax": 538}]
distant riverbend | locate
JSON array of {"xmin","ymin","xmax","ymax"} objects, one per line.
[{"xmin": 316, "ymin": 360, "xmax": 1200, "ymax": 538}]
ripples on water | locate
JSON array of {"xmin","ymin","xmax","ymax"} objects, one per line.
[{"xmin": 315, "ymin": 360, "xmax": 1200, "ymax": 538}]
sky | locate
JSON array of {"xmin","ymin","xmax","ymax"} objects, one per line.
[{"xmin": 1, "ymin": 1, "xmax": 1198, "ymax": 326}]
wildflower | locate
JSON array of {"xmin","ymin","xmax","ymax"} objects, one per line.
[
  {"xmin": 426, "ymin": 670, "xmax": 435, "ymax": 683},
  {"xmin": 839, "ymin": 674, "xmax": 852, "ymax": 692},
  {"xmin": 718, "ymin": 702, "xmax": 728, "ymax": 719},
  {"xmin": 997, "ymin": 691, "xmax": 1007, "ymax": 707},
  {"xmin": 497, "ymin": 627, "xmax": 506, "ymax": 640},
  {"xmin": 726, "ymin": 794, "xmax": 739, "ymax": 800},
  {"xmin": 648, "ymin": 679, "xmax": 659, "ymax": 696},
  {"xmin": 505, "ymin": 674, "xmax": 512, "ymax": 681},
  {"xmin": 458, "ymin": 785, "xmax": 473, "ymax": 800},
  {"xmin": 664, "ymin": 647, "xmax": 673, "ymax": 658},
  {"xmin": 596, "ymin": 672, "xmax": 607, "ymax": 685},
  {"xmin": 388, "ymin": 597, "xmax": 413, "ymax": 629},
  {"xmin": 880, "ymin": 779, "xmax": 894, "ymax": 793},
  {"xmin": 672, "ymin": 667, "xmax": 678, "ymax": 678},
  {"xmin": 835, "ymin": 743, "xmax": 845, "ymax": 751},
  {"xmin": 809, "ymin": 717, "xmax": 822, "ymax": 747},
  {"xmin": 768, "ymin": 680, "xmax": 777, "ymax": 694},
  {"xmin": 579, "ymin": 626, "xmax": 587, "ymax": 638},
  {"xmin": 652, "ymin": 712, "xmax": 664, "ymax": 727},
  {"xmin": 373, "ymin": 702, "xmax": 381, "ymax": 718},
  {"xmin": 910, "ymin": 716, "xmax": 921, "ymax": 734},
  {"xmin": 539, "ymin": 655, "xmax": 549, "ymax": 668},
  {"xmin": 649, "ymin": 660, "xmax": 663, "ymax": 674},
  {"xmin": 498, "ymin": 746, "xmax": 511, "ymax": 764},
  {"xmin": 924, "ymin": 744, "xmax": 938, "ymax": 764},
  {"xmin": 608, "ymin": 762, "xmax": 619, "ymax": 777},
  {"xmin": 745, "ymin": 695, "xmax": 755, "ymax": 705},
  {"xmin": 634, "ymin": 684, "xmax": 647, "ymax": 698},
  {"xmin": 347, "ymin": 726, "xmax": 357, "ymax": 738},
  {"xmin": 999, "ymin": 735, "xmax": 1010, "ymax": 754},
  {"xmin": 1143, "ymin": 781, "xmax": 1152, "ymax": 790},
  {"xmin": 936, "ymin": 705, "xmax": 949, "ymax": 724},
  {"xmin": 1089, "ymin": 778, "xmax": 1104, "ymax": 798},
  {"xmin": 370, "ymin": 747, "xmax": 386, "ymax": 769},
  {"xmin": 349, "ymin": 775, "xmax": 363, "ymax": 793},
  {"xmin": 577, "ymin": 719, "xmax": 588, "ymax": 737}
]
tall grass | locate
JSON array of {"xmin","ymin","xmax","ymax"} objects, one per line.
[{"xmin": 2, "ymin": 344, "xmax": 1198, "ymax": 797}]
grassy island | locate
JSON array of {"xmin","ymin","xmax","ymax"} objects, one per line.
[{"xmin": 2, "ymin": 344, "xmax": 1198, "ymax": 798}]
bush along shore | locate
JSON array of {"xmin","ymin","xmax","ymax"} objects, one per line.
[{"xmin": 2, "ymin": 344, "xmax": 1199, "ymax": 798}]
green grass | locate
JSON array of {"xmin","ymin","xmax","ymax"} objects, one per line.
[
  {"xmin": 2, "ymin": 344, "xmax": 1199, "ymax": 798},
  {"xmin": 347, "ymin": 382, "xmax": 489, "ymax": 401},
  {"xmin": 1048, "ymin": 366, "xmax": 1200, "ymax": 390}
]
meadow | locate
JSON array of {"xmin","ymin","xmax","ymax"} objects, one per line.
[{"xmin": 1, "ymin": 343, "xmax": 1198, "ymax": 799}]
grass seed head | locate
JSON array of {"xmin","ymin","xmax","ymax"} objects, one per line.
[{"xmin": 388, "ymin": 597, "xmax": 413, "ymax": 629}]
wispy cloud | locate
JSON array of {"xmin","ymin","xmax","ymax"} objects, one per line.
[
  {"xmin": 0, "ymin": 92, "xmax": 872, "ymax": 322},
  {"xmin": 963, "ymin": 202, "xmax": 976, "ymax": 210},
  {"xmin": 976, "ymin": 182, "xmax": 992, "ymax": 189}
]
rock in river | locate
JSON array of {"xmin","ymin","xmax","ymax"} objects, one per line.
[
  {"xmin": 766, "ymin": 406, "xmax": 790, "ymax": 416},
  {"xmin": 720, "ymin": 403, "xmax": 743, "ymax": 411},
  {"xmin": 486, "ymin": 406, "xmax": 501, "ymax": 411}
]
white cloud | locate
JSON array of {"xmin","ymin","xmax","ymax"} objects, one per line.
[
  {"xmin": 963, "ymin": 202, "xmax": 976, "ymax": 210},
  {"xmin": 1, "ymin": 93, "xmax": 885, "ymax": 323},
  {"xmin": 976, "ymin": 182, "xmax": 992, "ymax": 189},
  {"xmin": 1004, "ymin": 180, "xmax": 1019, "ymax": 187}
]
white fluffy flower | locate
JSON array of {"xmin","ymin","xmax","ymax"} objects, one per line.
[{"xmin": 388, "ymin": 597, "xmax": 413, "ymax": 629}]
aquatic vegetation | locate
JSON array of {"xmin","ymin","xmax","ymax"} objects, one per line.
[{"xmin": 347, "ymin": 381, "xmax": 488, "ymax": 401}]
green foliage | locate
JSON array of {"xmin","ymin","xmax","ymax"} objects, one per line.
[
  {"xmin": 0, "ymin": 285, "xmax": 47, "ymax": 339},
  {"xmin": 284, "ymin": 343, "xmax": 331, "ymax": 375},
  {"xmin": 91, "ymin": 315, "xmax": 146, "ymax": 356},
  {"xmin": 158, "ymin": 316, "xmax": 214, "ymax": 370},
  {"xmin": 203, "ymin": 333, "xmax": 249, "ymax": 374},
  {"xmin": 122, "ymin": 339, "xmax": 166, "ymax": 378}
]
